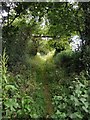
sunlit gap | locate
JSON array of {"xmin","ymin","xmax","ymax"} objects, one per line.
[
  {"xmin": 37, "ymin": 50, "xmax": 55, "ymax": 61},
  {"xmin": 70, "ymin": 35, "xmax": 82, "ymax": 51}
]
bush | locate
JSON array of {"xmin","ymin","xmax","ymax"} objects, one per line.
[
  {"xmin": 2, "ymin": 50, "xmax": 45, "ymax": 119},
  {"xmin": 52, "ymin": 72, "xmax": 90, "ymax": 120},
  {"xmin": 54, "ymin": 50, "xmax": 85, "ymax": 74},
  {"xmin": 82, "ymin": 45, "xmax": 90, "ymax": 74},
  {"xmin": 54, "ymin": 50, "xmax": 73, "ymax": 74}
]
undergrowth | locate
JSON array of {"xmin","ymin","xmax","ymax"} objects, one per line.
[{"xmin": 2, "ymin": 50, "xmax": 45, "ymax": 119}]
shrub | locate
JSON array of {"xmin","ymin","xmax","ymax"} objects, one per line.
[
  {"xmin": 55, "ymin": 50, "xmax": 72, "ymax": 66},
  {"xmin": 54, "ymin": 50, "xmax": 73, "ymax": 75},
  {"xmin": 2, "ymin": 49, "xmax": 45, "ymax": 119},
  {"xmin": 52, "ymin": 72, "xmax": 90, "ymax": 120},
  {"xmin": 54, "ymin": 50, "xmax": 85, "ymax": 74}
]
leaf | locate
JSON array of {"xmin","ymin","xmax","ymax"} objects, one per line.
[
  {"xmin": 80, "ymin": 98, "xmax": 86, "ymax": 104},
  {"xmin": 5, "ymin": 98, "xmax": 19, "ymax": 111},
  {"xmin": 56, "ymin": 109, "xmax": 60, "ymax": 115},
  {"xmin": 5, "ymin": 85, "xmax": 17, "ymax": 90},
  {"xmin": 75, "ymin": 88, "xmax": 82, "ymax": 96},
  {"xmin": 83, "ymin": 102, "xmax": 89, "ymax": 109},
  {"xmin": 82, "ymin": 106, "xmax": 88, "ymax": 113},
  {"xmin": 70, "ymin": 112, "xmax": 83, "ymax": 119}
]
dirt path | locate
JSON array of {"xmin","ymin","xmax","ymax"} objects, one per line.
[
  {"xmin": 42, "ymin": 65, "xmax": 54, "ymax": 118},
  {"xmin": 43, "ymin": 83, "xmax": 54, "ymax": 117},
  {"xmin": 33, "ymin": 54, "xmax": 54, "ymax": 117}
]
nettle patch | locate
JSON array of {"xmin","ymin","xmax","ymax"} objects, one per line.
[{"xmin": 52, "ymin": 74, "xmax": 90, "ymax": 120}]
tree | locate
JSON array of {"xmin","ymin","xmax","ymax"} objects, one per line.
[{"xmin": 2, "ymin": 2, "xmax": 90, "ymax": 73}]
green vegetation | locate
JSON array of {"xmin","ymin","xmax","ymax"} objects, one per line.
[
  {"xmin": 1, "ymin": 2, "xmax": 90, "ymax": 120},
  {"xmin": 51, "ymin": 73, "xmax": 89, "ymax": 119}
]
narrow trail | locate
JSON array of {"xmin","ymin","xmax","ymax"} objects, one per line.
[
  {"xmin": 43, "ymin": 83, "xmax": 54, "ymax": 117},
  {"xmin": 34, "ymin": 53, "xmax": 55, "ymax": 117},
  {"xmin": 42, "ymin": 64, "xmax": 54, "ymax": 118}
]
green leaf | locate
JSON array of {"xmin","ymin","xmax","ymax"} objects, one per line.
[
  {"xmin": 5, "ymin": 98, "xmax": 19, "ymax": 111},
  {"xmin": 5, "ymin": 85, "xmax": 17, "ymax": 90},
  {"xmin": 80, "ymin": 98, "xmax": 86, "ymax": 104},
  {"xmin": 82, "ymin": 106, "xmax": 88, "ymax": 113},
  {"xmin": 84, "ymin": 102, "xmax": 89, "ymax": 108},
  {"xmin": 70, "ymin": 112, "xmax": 83, "ymax": 119},
  {"xmin": 70, "ymin": 95, "xmax": 80, "ymax": 106}
]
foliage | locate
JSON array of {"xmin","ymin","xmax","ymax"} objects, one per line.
[
  {"xmin": 38, "ymin": 40, "xmax": 52, "ymax": 55},
  {"xmin": 2, "ymin": 2, "xmax": 90, "ymax": 119},
  {"xmin": 26, "ymin": 38, "xmax": 39, "ymax": 56},
  {"xmin": 82, "ymin": 45, "xmax": 90, "ymax": 75},
  {"xmin": 2, "ymin": 2, "xmax": 90, "ymax": 73},
  {"xmin": 54, "ymin": 49, "xmax": 85, "ymax": 74},
  {"xmin": 52, "ymin": 73, "xmax": 90, "ymax": 119},
  {"xmin": 2, "ymin": 50, "xmax": 45, "ymax": 119},
  {"xmin": 48, "ymin": 38, "xmax": 71, "ymax": 55},
  {"xmin": 54, "ymin": 50, "xmax": 73, "ymax": 74},
  {"xmin": 55, "ymin": 50, "xmax": 72, "ymax": 66}
]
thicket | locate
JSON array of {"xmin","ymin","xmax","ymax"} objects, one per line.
[
  {"xmin": 1, "ymin": 2, "xmax": 90, "ymax": 119},
  {"xmin": 50, "ymin": 69, "xmax": 90, "ymax": 119},
  {"xmin": 2, "ymin": 50, "xmax": 46, "ymax": 119}
]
